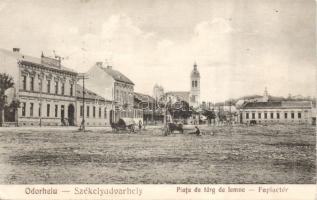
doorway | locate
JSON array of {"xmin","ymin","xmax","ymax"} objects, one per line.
[{"xmin": 68, "ymin": 104, "xmax": 75, "ymax": 126}]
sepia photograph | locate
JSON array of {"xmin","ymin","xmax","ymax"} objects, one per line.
[{"xmin": 0, "ymin": 0, "xmax": 315, "ymax": 188}]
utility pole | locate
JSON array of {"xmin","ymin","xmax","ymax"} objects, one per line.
[
  {"xmin": 78, "ymin": 73, "xmax": 89, "ymax": 132},
  {"xmin": 39, "ymin": 70, "xmax": 43, "ymax": 127}
]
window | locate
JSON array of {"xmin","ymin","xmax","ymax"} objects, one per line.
[
  {"xmin": 252, "ymin": 113, "xmax": 255, "ymax": 119},
  {"xmin": 298, "ymin": 112, "xmax": 301, "ymax": 119},
  {"xmin": 93, "ymin": 106, "xmax": 96, "ymax": 118},
  {"xmin": 195, "ymin": 80, "xmax": 197, "ymax": 87},
  {"xmin": 21, "ymin": 102, "xmax": 26, "ymax": 117},
  {"xmin": 61, "ymin": 83, "xmax": 65, "ymax": 95},
  {"xmin": 104, "ymin": 108, "xmax": 107, "ymax": 118},
  {"xmin": 270, "ymin": 113, "xmax": 274, "ymax": 119},
  {"xmin": 99, "ymin": 107, "xmax": 101, "ymax": 118},
  {"xmin": 55, "ymin": 81, "xmax": 58, "ymax": 94},
  {"xmin": 192, "ymin": 81, "xmax": 195, "ymax": 88},
  {"xmin": 55, "ymin": 105, "xmax": 58, "ymax": 117},
  {"xmin": 47, "ymin": 80, "xmax": 51, "ymax": 93},
  {"xmin": 116, "ymin": 89, "xmax": 119, "ymax": 101},
  {"xmin": 291, "ymin": 112, "xmax": 295, "ymax": 119},
  {"xmin": 61, "ymin": 105, "xmax": 65, "ymax": 118},
  {"xmin": 284, "ymin": 112, "xmax": 288, "ymax": 119},
  {"xmin": 246, "ymin": 112, "xmax": 249, "ymax": 119},
  {"xmin": 70, "ymin": 84, "xmax": 73, "ymax": 96},
  {"xmin": 30, "ymin": 103, "xmax": 34, "ymax": 117},
  {"xmin": 38, "ymin": 103, "xmax": 41, "ymax": 117},
  {"xmin": 264, "ymin": 113, "xmax": 267, "ymax": 119},
  {"xmin": 22, "ymin": 75, "xmax": 27, "ymax": 90},
  {"xmin": 86, "ymin": 106, "xmax": 90, "ymax": 118},
  {"xmin": 38, "ymin": 78, "xmax": 42, "ymax": 92},
  {"xmin": 258, "ymin": 113, "xmax": 261, "ymax": 119},
  {"xmin": 80, "ymin": 105, "xmax": 83, "ymax": 117},
  {"xmin": 30, "ymin": 77, "xmax": 34, "ymax": 91},
  {"xmin": 277, "ymin": 113, "xmax": 280, "ymax": 119},
  {"xmin": 47, "ymin": 104, "xmax": 50, "ymax": 117}
]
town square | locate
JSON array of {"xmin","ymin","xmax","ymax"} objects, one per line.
[{"xmin": 0, "ymin": 0, "xmax": 315, "ymax": 185}]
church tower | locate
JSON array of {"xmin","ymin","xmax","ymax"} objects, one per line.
[{"xmin": 190, "ymin": 62, "xmax": 200, "ymax": 107}]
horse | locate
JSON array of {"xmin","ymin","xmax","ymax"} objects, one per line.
[
  {"xmin": 167, "ymin": 122, "xmax": 184, "ymax": 134},
  {"xmin": 249, "ymin": 120, "xmax": 257, "ymax": 126}
]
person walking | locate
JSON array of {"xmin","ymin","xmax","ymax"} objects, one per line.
[{"xmin": 138, "ymin": 120, "xmax": 142, "ymax": 131}]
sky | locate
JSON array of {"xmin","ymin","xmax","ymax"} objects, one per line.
[{"xmin": 0, "ymin": 0, "xmax": 315, "ymax": 102}]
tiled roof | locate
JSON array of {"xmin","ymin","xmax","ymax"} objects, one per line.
[
  {"xmin": 165, "ymin": 91, "xmax": 190, "ymax": 102},
  {"xmin": 76, "ymin": 84, "xmax": 105, "ymax": 101},
  {"xmin": 281, "ymin": 101, "xmax": 312, "ymax": 108},
  {"xmin": 242, "ymin": 100, "xmax": 312, "ymax": 109},
  {"xmin": 99, "ymin": 66, "xmax": 134, "ymax": 85},
  {"xmin": 0, "ymin": 48, "xmax": 76, "ymax": 74},
  {"xmin": 134, "ymin": 92, "xmax": 155, "ymax": 102}
]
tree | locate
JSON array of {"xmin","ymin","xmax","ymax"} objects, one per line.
[
  {"xmin": 0, "ymin": 73, "xmax": 15, "ymax": 126},
  {"xmin": 169, "ymin": 100, "xmax": 192, "ymax": 120},
  {"xmin": 202, "ymin": 109, "xmax": 216, "ymax": 125}
]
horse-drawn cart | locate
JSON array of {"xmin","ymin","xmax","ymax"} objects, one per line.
[{"xmin": 110, "ymin": 118, "xmax": 135, "ymax": 132}]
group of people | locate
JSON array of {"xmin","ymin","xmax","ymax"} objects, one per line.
[{"xmin": 129, "ymin": 120, "xmax": 144, "ymax": 133}]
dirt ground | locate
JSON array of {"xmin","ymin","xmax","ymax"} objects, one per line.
[{"xmin": 0, "ymin": 124, "xmax": 315, "ymax": 184}]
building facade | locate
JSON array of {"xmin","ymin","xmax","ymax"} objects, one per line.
[
  {"xmin": 76, "ymin": 84, "xmax": 113, "ymax": 127},
  {"xmin": 84, "ymin": 62, "xmax": 142, "ymax": 123},
  {"xmin": 0, "ymin": 48, "xmax": 78, "ymax": 126},
  {"xmin": 239, "ymin": 101, "xmax": 313, "ymax": 124}
]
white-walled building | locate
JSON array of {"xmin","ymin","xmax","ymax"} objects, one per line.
[
  {"xmin": 84, "ymin": 62, "xmax": 142, "ymax": 123},
  {"xmin": 76, "ymin": 84, "xmax": 112, "ymax": 127},
  {"xmin": 0, "ymin": 48, "xmax": 78, "ymax": 126},
  {"xmin": 239, "ymin": 100, "xmax": 313, "ymax": 124}
]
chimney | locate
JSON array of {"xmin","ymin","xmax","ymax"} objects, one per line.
[
  {"xmin": 107, "ymin": 65, "xmax": 112, "ymax": 69},
  {"xmin": 13, "ymin": 48, "xmax": 20, "ymax": 53}
]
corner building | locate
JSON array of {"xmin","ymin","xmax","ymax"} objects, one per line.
[{"xmin": 0, "ymin": 48, "xmax": 78, "ymax": 126}]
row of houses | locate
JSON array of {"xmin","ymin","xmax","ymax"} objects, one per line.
[
  {"xmin": 153, "ymin": 86, "xmax": 315, "ymax": 125},
  {"xmin": 0, "ymin": 48, "xmax": 143, "ymax": 127}
]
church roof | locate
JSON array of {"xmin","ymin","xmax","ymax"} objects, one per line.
[{"xmin": 191, "ymin": 63, "xmax": 200, "ymax": 78}]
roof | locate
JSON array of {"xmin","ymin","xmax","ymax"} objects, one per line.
[
  {"xmin": 242, "ymin": 100, "xmax": 312, "ymax": 109},
  {"xmin": 134, "ymin": 92, "xmax": 155, "ymax": 102},
  {"xmin": 99, "ymin": 65, "xmax": 134, "ymax": 85},
  {"xmin": 191, "ymin": 63, "xmax": 200, "ymax": 78},
  {"xmin": 76, "ymin": 84, "xmax": 106, "ymax": 102},
  {"xmin": 165, "ymin": 91, "xmax": 190, "ymax": 102},
  {"xmin": 0, "ymin": 48, "xmax": 77, "ymax": 74}
]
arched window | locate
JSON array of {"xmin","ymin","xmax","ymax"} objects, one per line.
[{"xmin": 192, "ymin": 80, "xmax": 195, "ymax": 88}]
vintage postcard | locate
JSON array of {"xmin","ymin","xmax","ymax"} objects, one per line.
[{"xmin": 0, "ymin": 0, "xmax": 315, "ymax": 200}]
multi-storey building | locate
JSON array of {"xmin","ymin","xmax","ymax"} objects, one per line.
[
  {"xmin": 0, "ymin": 48, "xmax": 78, "ymax": 126},
  {"xmin": 84, "ymin": 62, "xmax": 142, "ymax": 123}
]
